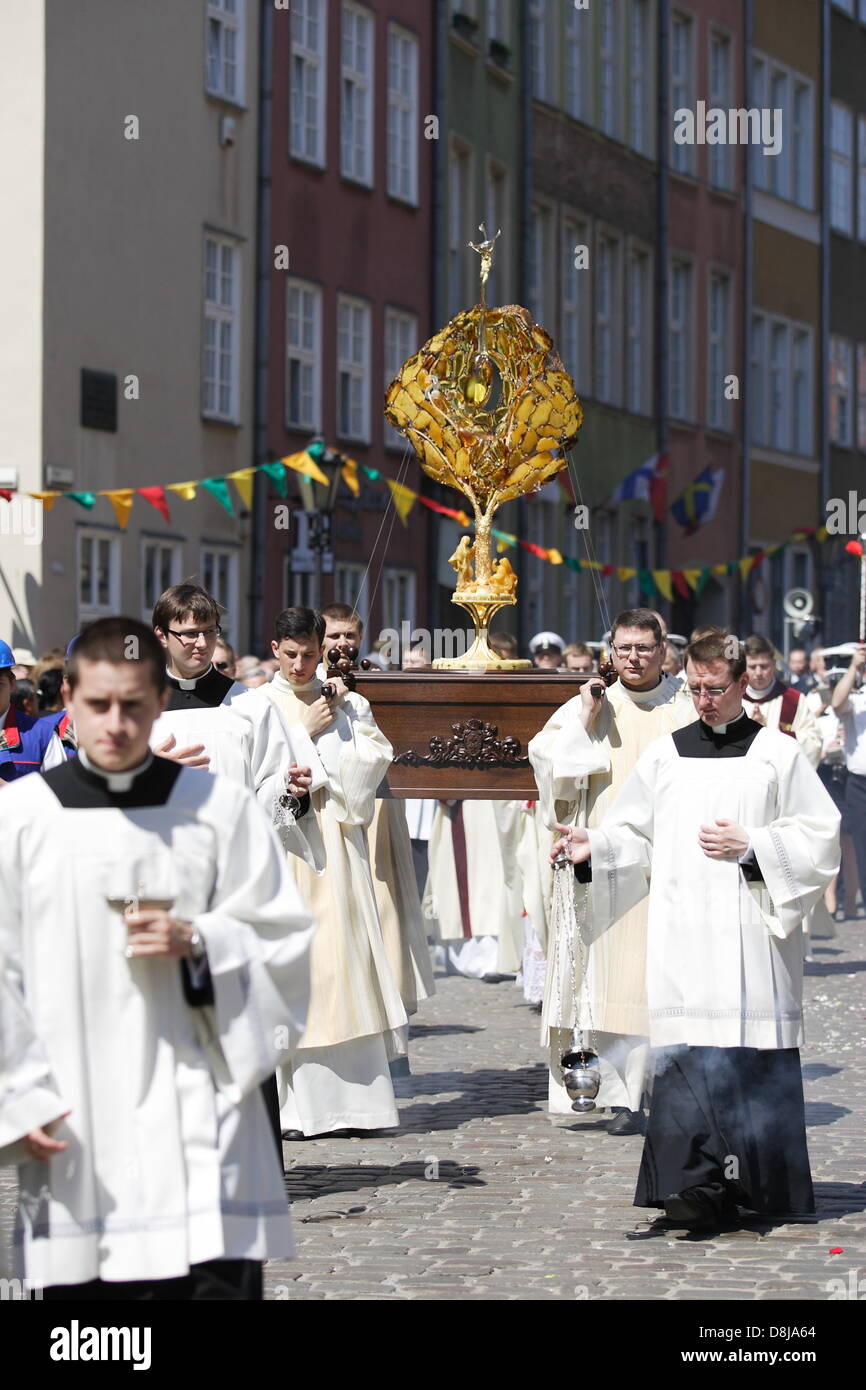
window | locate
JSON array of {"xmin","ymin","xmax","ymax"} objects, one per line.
[
  {"xmin": 708, "ymin": 31, "xmax": 732, "ymax": 189},
  {"xmin": 829, "ymin": 337, "xmax": 854, "ymax": 447},
  {"xmin": 78, "ymin": 531, "xmax": 119, "ymax": 623},
  {"xmin": 528, "ymin": 0, "xmax": 549, "ymax": 101},
  {"xmin": 290, "ymin": 0, "xmax": 327, "ymax": 165},
  {"xmin": 752, "ymin": 54, "xmax": 813, "ymax": 210},
  {"xmin": 595, "ymin": 234, "xmax": 622, "ymax": 405},
  {"xmin": 707, "ymin": 271, "xmax": 731, "ymax": 431},
  {"xmin": 336, "ymin": 295, "xmax": 371, "ymax": 441},
  {"xmin": 201, "ymin": 546, "xmax": 239, "ymax": 637},
  {"xmin": 792, "ymin": 81, "xmax": 812, "ymax": 208},
  {"xmin": 487, "ymin": 0, "xmax": 507, "ymax": 42},
  {"xmin": 599, "ymin": 0, "xmax": 619, "ymax": 139},
  {"xmin": 206, "ymin": 0, "xmax": 244, "ymax": 103},
  {"xmin": 384, "ymin": 307, "xmax": 418, "ymax": 447},
  {"xmin": 528, "ymin": 206, "xmax": 552, "ymax": 328},
  {"xmin": 448, "ymin": 141, "xmax": 472, "ymax": 317},
  {"xmin": 334, "ymin": 561, "xmax": 370, "ymax": 634},
  {"xmin": 668, "ymin": 259, "xmax": 692, "ymax": 419},
  {"xmin": 670, "ymin": 13, "xmax": 693, "ymax": 175},
  {"xmin": 768, "ymin": 69, "xmax": 789, "ymax": 201},
  {"xmin": 831, "ymin": 103, "xmax": 854, "ymax": 234},
  {"xmin": 629, "ymin": 0, "xmax": 649, "ymax": 154},
  {"xmin": 285, "ymin": 280, "xmax": 322, "ymax": 430},
  {"xmin": 858, "ymin": 117, "xmax": 866, "ymax": 240},
  {"xmin": 202, "ymin": 234, "xmax": 240, "ymax": 422},
  {"xmin": 383, "ymin": 567, "xmax": 416, "ymax": 634},
  {"xmin": 485, "ymin": 161, "xmax": 509, "ymax": 304},
  {"xmin": 857, "ymin": 344, "xmax": 866, "ymax": 451},
  {"xmin": 561, "ymin": 219, "xmax": 587, "ymax": 390},
  {"xmin": 565, "ymin": 1, "xmax": 588, "ymax": 121},
  {"xmin": 142, "ymin": 541, "xmax": 182, "ymax": 621},
  {"xmin": 341, "ymin": 2, "xmax": 374, "ymax": 185},
  {"xmin": 626, "ymin": 248, "xmax": 650, "ymax": 415},
  {"xmin": 387, "ymin": 25, "xmax": 418, "ymax": 203},
  {"xmin": 751, "ymin": 311, "xmax": 813, "ymax": 456}
]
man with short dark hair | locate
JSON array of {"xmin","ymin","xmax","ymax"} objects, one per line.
[
  {"xmin": 530, "ymin": 608, "xmax": 696, "ymax": 1135},
  {"xmin": 555, "ymin": 629, "xmax": 839, "ymax": 1229},
  {"xmin": 743, "ymin": 634, "xmax": 821, "ymax": 764},
  {"xmin": 0, "ymin": 618, "xmax": 313, "ymax": 1298}
]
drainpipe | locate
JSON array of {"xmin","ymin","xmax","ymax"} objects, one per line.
[
  {"xmin": 740, "ymin": 0, "xmax": 753, "ymax": 635},
  {"xmin": 250, "ymin": 0, "xmax": 273, "ymax": 654},
  {"xmin": 429, "ymin": 0, "xmax": 446, "ymax": 630},
  {"xmin": 819, "ymin": 0, "xmax": 830, "ymax": 640},
  {"xmin": 655, "ymin": 0, "xmax": 669, "ymax": 600},
  {"xmin": 517, "ymin": 0, "xmax": 532, "ymax": 654}
]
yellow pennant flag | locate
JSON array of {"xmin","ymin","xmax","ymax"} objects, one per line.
[
  {"xmin": 385, "ymin": 478, "xmax": 418, "ymax": 525},
  {"xmin": 618, "ymin": 566, "xmax": 636, "ymax": 582},
  {"xmin": 341, "ymin": 456, "xmax": 361, "ymax": 498},
  {"xmin": 738, "ymin": 556, "xmax": 753, "ymax": 583},
  {"xmin": 712, "ymin": 563, "xmax": 727, "ymax": 575},
  {"xmin": 167, "ymin": 481, "xmax": 198, "ymax": 501},
  {"xmin": 682, "ymin": 568, "xmax": 702, "ymax": 592},
  {"xmin": 28, "ymin": 491, "xmax": 60, "ymax": 512},
  {"xmin": 652, "ymin": 570, "xmax": 673, "ymax": 601},
  {"xmin": 227, "ymin": 468, "xmax": 256, "ymax": 510},
  {"xmin": 547, "ymin": 547, "xmax": 564, "ymax": 565},
  {"xmin": 495, "ymin": 535, "xmax": 511, "ymax": 553},
  {"xmin": 282, "ymin": 451, "xmax": 329, "ymax": 486},
  {"xmin": 816, "ymin": 525, "xmax": 828, "ymax": 542},
  {"xmin": 103, "ymin": 489, "xmax": 135, "ymax": 529}
]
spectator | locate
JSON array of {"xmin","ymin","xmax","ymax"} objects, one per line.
[
  {"xmin": 561, "ymin": 642, "xmax": 595, "ymax": 673},
  {"xmin": 489, "ymin": 631, "xmax": 518, "ymax": 661},
  {"xmin": 213, "ymin": 638, "xmax": 237, "ymax": 679},
  {"xmin": 529, "ymin": 631, "xmax": 564, "ymax": 670},
  {"xmin": 10, "ymin": 679, "xmax": 38, "ymax": 718}
]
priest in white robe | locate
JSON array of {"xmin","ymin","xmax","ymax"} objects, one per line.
[
  {"xmin": 265, "ymin": 608, "xmax": 408, "ymax": 1138},
  {"xmin": 0, "ymin": 618, "xmax": 313, "ymax": 1299},
  {"xmin": 555, "ymin": 629, "xmax": 840, "ymax": 1230},
  {"xmin": 529, "ymin": 608, "xmax": 696, "ymax": 1133}
]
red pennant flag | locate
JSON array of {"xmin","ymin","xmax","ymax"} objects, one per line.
[
  {"xmin": 602, "ymin": 564, "xmax": 616, "ymax": 578},
  {"xmin": 521, "ymin": 540, "xmax": 549, "ymax": 559},
  {"xmin": 845, "ymin": 539, "xmax": 863, "ymax": 557},
  {"xmin": 137, "ymin": 486, "xmax": 171, "ymax": 524},
  {"xmin": 672, "ymin": 569, "xmax": 690, "ymax": 599},
  {"xmin": 0, "ymin": 490, "xmax": 12, "ymax": 503}
]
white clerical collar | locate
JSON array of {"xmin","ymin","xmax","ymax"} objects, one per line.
[
  {"xmin": 79, "ymin": 748, "xmax": 153, "ymax": 792},
  {"xmin": 617, "ymin": 676, "xmax": 665, "ymax": 704},
  {"xmin": 169, "ymin": 664, "xmax": 213, "ymax": 690},
  {"xmin": 745, "ymin": 682, "xmax": 776, "ymax": 702},
  {"xmin": 704, "ymin": 706, "xmax": 747, "ymax": 734},
  {"xmin": 273, "ymin": 670, "xmax": 320, "ymax": 694}
]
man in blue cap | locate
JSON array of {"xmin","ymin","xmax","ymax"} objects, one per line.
[{"xmin": 0, "ymin": 640, "xmax": 69, "ymax": 781}]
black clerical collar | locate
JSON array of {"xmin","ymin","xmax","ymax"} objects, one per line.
[
  {"xmin": 165, "ymin": 664, "xmax": 234, "ymax": 710},
  {"xmin": 672, "ymin": 710, "xmax": 763, "ymax": 759},
  {"xmin": 42, "ymin": 752, "xmax": 183, "ymax": 808}
]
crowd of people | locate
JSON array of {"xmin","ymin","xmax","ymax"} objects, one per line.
[{"xmin": 0, "ymin": 589, "xmax": 859, "ymax": 1296}]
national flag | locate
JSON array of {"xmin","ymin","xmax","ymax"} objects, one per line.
[
  {"xmin": 670, "ymin": 466, "xmax": 724, "ymax": 535},
  {"xmin": 609, "ymin": 452, "xmax": 668, "ymax": 523}
]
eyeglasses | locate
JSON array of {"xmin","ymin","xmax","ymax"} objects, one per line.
[
  {"xmin": 166, "ymin": 625, "xmax": 221, "ymax": 645},
  {"xmin": 687, "ymin": 683, "xmax": 735, "ymax": 700},
  {"xmin": 215, "ymin": 660, "xmax": 230, "ymax": 670},
  {"xmin": 612, "ymin": 643, "xmax": 658, "ymax": 658}
]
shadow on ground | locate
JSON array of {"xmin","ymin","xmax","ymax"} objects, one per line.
[{"xmin": 284, "ymin": 1159, "xmax": 485, "ymax": 1204}]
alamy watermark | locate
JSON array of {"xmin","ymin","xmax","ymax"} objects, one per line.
[
  {"xmin": 0, "ymin": 495, "xmax": 43, "ymax": 547},
  {"xmin": 674, "ymin": 101, "xmax": 782, "ymax": 157}
]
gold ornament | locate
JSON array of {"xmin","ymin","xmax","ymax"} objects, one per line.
[{"xmin": 384, "ymin": 225, "xmax": 583, "ymax": 669}]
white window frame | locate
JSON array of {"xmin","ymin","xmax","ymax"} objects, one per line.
[
  {"xmin": 528, "ymin": 204, "xmax": 553, "ymax": 329},
  {"xmin": 487, "ymin": 0, "xmax": 508, "ymax": 43},
  {"xmin": 528, "ymin": 0, "xmax": 549, "ymax": 102},
  {"xmin": 668, "ymin": 256, "xmax": 693, "ymax": 420},
  {"xmin": 205, "ymin": 0, "xmax": 245, "ymax": 105},
  {"xmin": 752, "ymin": 52, "xmax": 813, "ymax": 211},
  {"xmin": 285, "ymin": 278, "xmax": 323, "ymax": 431},
  {"xmin": 202, "ymin": 233, "xmax": 241, "ymax": 424},
  {"xmin": 707, "ymin": 268, "xmax": 732, "ymax": 431},
  {"xmin": 561, "ymin": 217, "xmax": 589, "ymax": 392},
  {"xmin": 565, "ymin": 0, "xmax": 589, "ymax": 122},
  {"xmin": 448, "ymin": 138, "xmax": 473, "ymax": 318},
  {"xmin": 629, "ymin": 0, "xmax": 649, "ymax": 154},
  {"xmin": 670, "ymin": 11, "xmax": 694, "ymax": 175},
  {"xmin": 334, "ymin": 561, "xmax": 370, "ymax": 635},
  {"xmin": 484, "ymin": 158, "xmax": 510, "ymax": 305},
  {"xmin": 769, "ymin": 318, "xmax": 791, "ymax": 451},
  {"xmin": 751, "ymin": 311, "xmax": 813, "ymax": 457},
  {"xmin": 77, "ymin": 529, "xmax": 120, "ymax": 624},
  {"xmin": 792, "ymin": 328, "xmax": 812, "ymax": 456},
  {"xmin": 141, "ymin": 539, "xmax": 183, "ymax": 622},
  {"xmin": 858, "ymin": 116, "xmax": 866, "ymax": 241},
  {"xmin": 341, "ymin": 1, "xmax": 374, "ymax": 187},
  {"xmin": 626, "ymin": 244, "xmax": 650, "ymax": 416},
  {"xmin": 290, "ymin": 0, "xmax": 327, "ymax": 167},
  {"xmin": 595, "ymin": 231, "xmax": 622, "ymax": 406},
  {"xmin": 200, "ymin": 544, "xmax": 239, "ymax": 640},
  {"xmin": 830, "ymin": 336, "xmax": 854, "ymax": 447},
  {"xmin": 599, "ymin": 0, "xmax": 620, "ymax": 140},
  {"xmin": 336, "ymin": 294, "xmax": 371, "ymax": 442},
  {"xmin": 384, "ymin": 306, "xmax": 418, "ymax": 448},
  {"xmin": 382, "ymin": 566, "xmax": 417, "ymax": 636},
  {"xmin": 708, "ymin": 29, "xmax": 733, "ymax": 189},
  {"xmin": 387, "ymin": 23, "xmax": 418, "ymax": 204},
  {"xmin": 831, "ymin": 102, "xmax": 854, "ymax": 235}
]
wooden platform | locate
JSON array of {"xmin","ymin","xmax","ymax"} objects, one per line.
[{"xmin": 353, "ymin": 669, "xmax": 590, "ymax": 799}]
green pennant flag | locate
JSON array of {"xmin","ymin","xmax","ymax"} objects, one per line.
[
  {"xmin": 363, "ymin": 465, "xmax": 380, "ymax": 482},
  {"xmin": 67, "ymin": 491, "xmax": 97, "ymax": 510},
  {"xmin": 201, "ymin": 476, "xmax": 234, "ymax": 515},
  {"xmin": 726, "ymin": 560, "xmax": 738, "ymax": 576},
  {"xmin": 306, "ymin": 439, "xmax": 325, "ymax": 461},
  {"xmin": 260, "ymin": 462, "xmax": 288, "ymax": 497},
  {"xmin": 696, "ymin": 566, "xmax": 712, "ymax": 596},
  {"xmin": 562, "ymin": 555, "xmax": 581, "ymax": 573},
  {"xmin": 637, "ymin": 568, "xmax": 656, "ymax": 598}
]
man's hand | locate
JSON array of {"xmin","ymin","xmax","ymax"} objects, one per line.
[
  {"xmin": 285, "ymin": 763, "xmax": 312, "ymax": 798},
  {"xmin": 578, "ymin": 680, "xmax": 606, "ymax": 729},
  {"xmin": 301, "ymin": 694, "xmax": 336, "ymax": 738},
  {"xmin": 699, "ymin": 818, "xmax": 750, "ymax": 860},
  {"xmin": 124, "ymin": 910, "xmax": 197, "ymax": 958},
  {"xmin": 24, "ymin": 1113, "xmax": 70, "ymax": 1161},
  {"xmin": 153, "ymin": 733, "xmax": 210, "ymax": 769},
  {"xmin": 326, "ymin": 675, "xmax": 349, "ymax": 700},
  {"xmin": 748, "ymin": 704, "xmax": 766, "ymax": 726},
  {"xmin": 551, "ymin": 822, "xmax": 592, "ymax": 865},
  {"xmin": 850, "ymin": 644, "xmax": 866, "ymax": 672}
]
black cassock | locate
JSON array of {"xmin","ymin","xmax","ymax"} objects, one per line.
[{"xmin": 633, "ymin": 714, "xmax": 814, "ymax": 1217}]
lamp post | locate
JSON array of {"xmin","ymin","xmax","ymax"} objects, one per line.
[{"xmin": 297, "ymin": 438, "xmax": 344, "ymax": 610}]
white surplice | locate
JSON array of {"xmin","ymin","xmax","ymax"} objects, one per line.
[
  {"xmin": 424, "ymin": 800, "xmax": 525, "ymax": 975},
  {"xmin": 529, "ymin": 675, "xmax": 695, "ymax": 1112},
  {"xmin": 585, "ymin": 726, "xmax": 840, "ymax": 1048},
  {"xmin": 369, "ymin": 798, "xmax": 435, "ymax": 1016},
  {"xmin": 0, "ymin": 766, "xmax": 313, "ymax": 1289},
  {"xmin": 263, "ymin": 674, "xmax": 407, "ymax": 1134}
]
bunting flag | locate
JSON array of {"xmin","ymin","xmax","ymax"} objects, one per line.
[
  {"xmin": 652, "ymin": 569, "xmax": 673, "ymax": 602},
  {"xmin": 0, "ymin": 490, "xmax": 12, "ymax": 503},
  {"xmin": 738, "ymin": 555, "xmax": 754, "ymax": 584},
  {"xmin": 282, "ymin": 450, "xmax": 329, "ymax": 486},
  {"xmin": 340, "ymin": 456, "xmax": 361, "ymax": 498},
  {"xmin": 385, "ymin": 478, "xmax": 418, "ymax": 525},
  {"xmin": 67, "ymin": 492, "xmax": 97, "ymax": 510},
  {"xmin": 137, "ymin": 486, "xmax": 171, "ymax": 524},
  {"xmin": 201, "ymin": 477, "xmax": 234, "ymax": 515},
  {"xmin": 547, "ymin": 548, "xmax": 564, "ymax": 566},
  {"xmin": 27, "ymin": 492, "xmax": 60, "ymax": 511},
  {"xmin": 672, "ymin": 570, "xmax": 691, "ymax": 599},
  {"xmin": 167, "ymin": 481, "xmax": 198, "ymax": 502},
  {"xmin": 105, "ymin": 490, "xmax": 135, "ymax": 529},
  {"xmin": 227, "ymin": 468, "xmax": 256, "ymax": 510},
  {"xmin": 260, "ymin": 461, "xmax": 288, "ymax": 497}
]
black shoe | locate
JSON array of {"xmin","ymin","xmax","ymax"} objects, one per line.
[
  {"xmin": 481, "ymin": 972, "xmax": 517, "ymax": 984},
  {"xmin": 280, "ymin": 1129, "xmax": 305, "ymax": 1142},
  {"xmin": 528, "ymin": 1000, "xmax": 543, "ymax": 1014},
  {"xmin": 663, "ymin": 1183, "xmax": 736, "ymax": 1231},
  {"xmin": 608, "ymin": 1108, "xmax": 645, "ymax": 1136}
]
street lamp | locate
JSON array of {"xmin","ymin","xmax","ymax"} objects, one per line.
[{"xmin": 297, "ymin": 438, "xmax": 344, "ymax": 609}]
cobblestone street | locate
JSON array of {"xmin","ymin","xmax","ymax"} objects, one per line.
[{"xmin": 3, "ymin": 921, "xmax": 864, "ymax": 1303}]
